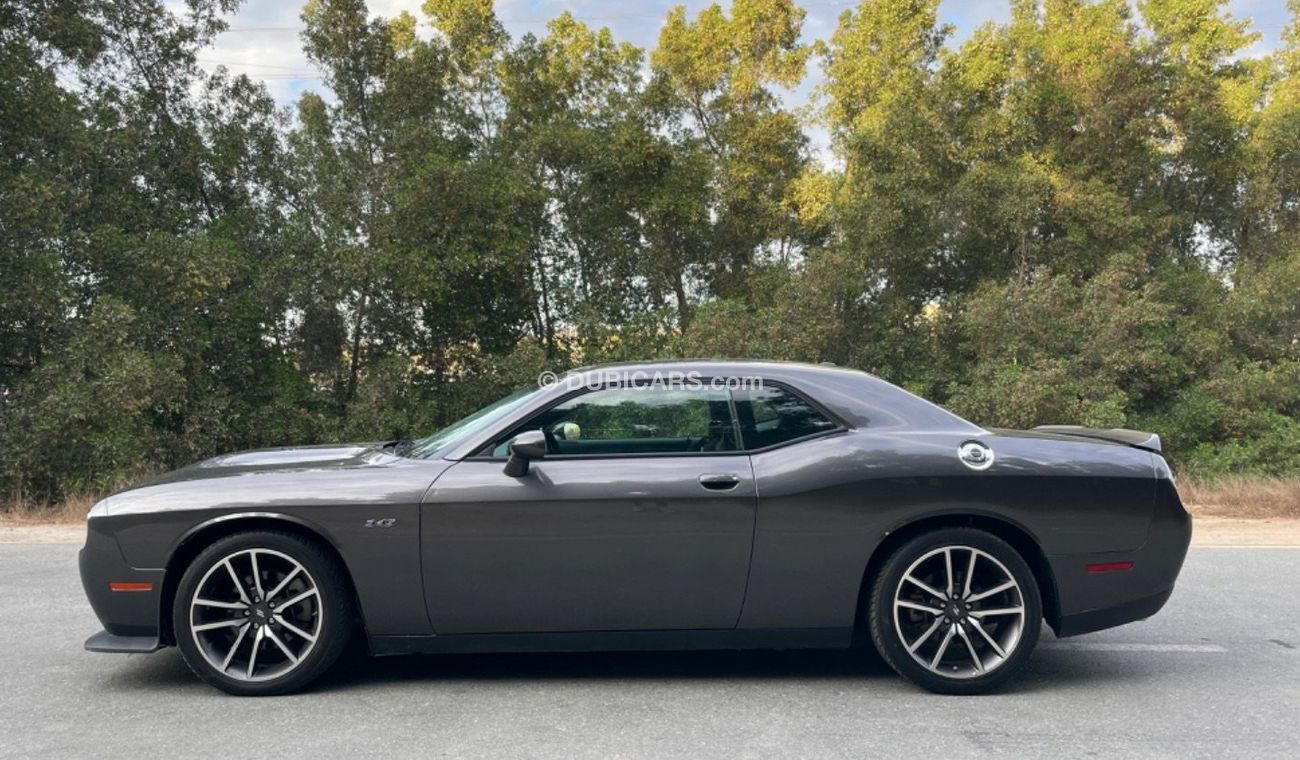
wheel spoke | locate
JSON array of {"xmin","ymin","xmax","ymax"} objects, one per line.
[
  {"xmin": 193, "ymin": 618, "xmax": 247, "ymax": 632},
  {"xmin": 276, "ymin": 587, "xmax": 318, "ymax": 610},
  {"xmin": 903, "ymin": 574, "xmax": 947, "ymax": 602},
  {"xmin": 264, "ymin": 566, "xmax": 302, "ymax": 604},
  {"xmin": 968, "ymin": 580, "xmax": 1016, "ymax": 602},
  {"xmin": 969, "ymin": 618, "xmax": 1007, "ymax": 659},
  {"xmin": 970, "ymin": 606, "xmax": 1024, "ymax": 619},
  {"xmin": 896, "ymin": 599, "xmax": 944, "ymax": 615},
  {"xmin": 962, "ymin": 550, "xmax": 978, "ymax": 598},
  {"xmin": 956, "ymin": 625, "xmax": 984, "ymax": 674},
  {"xmin": 194, "ymin": 598, "xmax": 247, "ymax": 610},
  {"xmin": 220, "ymin": 623, "xmax": 250, "ymax": 671},
  {"xmin": 250, "ymin": 550, "xmax": 265, "ymax": 600},
  {"xmin": 895, "ymin": 544, "xmax": 1027, "ymax": 680},
  {"xmin": 265, "ymin": 626, "xmax": 298, "ymax": 665},
  {"xmin": 274, "ymin": 615, "xmax": 318, "ymax": 643},
  {"xmin": 192, "ymin": 547, "xmax": 322, "ymax": 682},
  {"xmin": 929, "ymin": 625, "xmax": 956, "ymax": 670},
  {"xmin": 223, "ymin": 559, "xmax": 251, "ymax": 605},
  {"xmin": 246, "ymin": 626, "xmax": 264, "ymax": 679},
  {"xmin": 907, "ymin": 617, "xmax": 944, "ymax": 654}
]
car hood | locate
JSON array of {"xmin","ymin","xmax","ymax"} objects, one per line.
[
  {"xmin": 90, "ymin": 443, "xmax": 452, "ymax": 518},
  {"xmin": 142, "ymin": 443, "xmax": 382, "ymax": 486}
]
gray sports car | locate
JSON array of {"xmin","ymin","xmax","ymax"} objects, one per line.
[{"xmin": 80, "ymin": 361, "xmax": 1191, "ymax": 695}]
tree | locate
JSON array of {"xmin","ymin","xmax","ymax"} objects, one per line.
[
  {"xmin": 1, "ymin": 0, "xmax": 317, "ymax": 497},
  {"xmin": 5, "ymin": 0, "xmax": 1300, "ymax": 505},
  {"xmin": 291, "ymin": 0, "xmax": 533, "ymax": 426},
  {"xmin": 651, "ymin": 0, "xmax": 812, "ymax": 302}
]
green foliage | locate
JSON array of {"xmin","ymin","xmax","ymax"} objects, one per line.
[
  {"xmin": 0, "ymin": 299, "xmax": 184, "ymax": 496},
  {"xmin": 3, "ymin": 0, "xmax": 1300, "ymax": 504}
]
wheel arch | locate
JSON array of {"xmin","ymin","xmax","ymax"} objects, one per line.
[
  {"xmin": 854, "ymin": 512, "xmax": 1061, "ymax": 637},
  {"xmin": 158, "ymin": 513, "xmax": 365, "ymax": 646}
]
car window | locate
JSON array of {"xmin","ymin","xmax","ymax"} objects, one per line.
[
  {"xmin": 407, "ymin": 384, "xmax": 546, "ymax": 459},
  {"xmin": 735, "ymin": 386, "xmax": 838, "ymax": 449},
  {"xmin": 490, "ymin": 385, "xmax": 740, "ymax": 456}
]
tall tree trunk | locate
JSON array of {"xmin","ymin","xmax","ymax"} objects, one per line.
[
  {"xmin": 674, "ymin": 271, "xmax": 692, "ymax": 330},
  {"xmin": 344, "ymin": 290, "xmax": 369, "ymax": 410}
]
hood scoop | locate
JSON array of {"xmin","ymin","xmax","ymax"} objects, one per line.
[{"xmin": 194, "ymin": 444, "xmax": 372, "ymax": 469}]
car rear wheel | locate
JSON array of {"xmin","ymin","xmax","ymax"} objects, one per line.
[
  {"xmin": 868, "ymin": 527, "xmax": 1042, "ymax": 695},
  {"xmin": 173, "ymin": 531, "xmax": 352, "ymax": 696}
]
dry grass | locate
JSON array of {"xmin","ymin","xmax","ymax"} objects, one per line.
[
  {"xmin": 0, "ymin": 493, "xmax": 98, "ymax": 526},
  {"xmin": 1179, "ymin": 474, "xmax": 1300, "ymax": 520}
]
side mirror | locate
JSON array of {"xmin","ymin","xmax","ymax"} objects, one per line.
[{"xmin": 504, "ymin": 430, "xmax": 547, "ymax": 477}]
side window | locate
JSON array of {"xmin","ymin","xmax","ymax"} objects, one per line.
[
  {"xmin": 491, "ymin": 385, "xmax": 740, "ymax": 456},
  {"xmin": 735, "ymin": 386, "xmax": 838, "ymax": 450}
]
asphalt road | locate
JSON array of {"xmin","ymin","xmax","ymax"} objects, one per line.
[{"xmin": 1, "ymin": 544, "xmax": 1296, "ymax": 759}]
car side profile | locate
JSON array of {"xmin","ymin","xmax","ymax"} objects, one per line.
[{"xmin": 80, "ymin": 361, "xmax": 1192, "ymax": 695}]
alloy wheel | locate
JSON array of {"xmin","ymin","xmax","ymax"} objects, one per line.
[
  {"xmin": 892, "ymin": 545, "xmax": 1026, "ymax": 679},
  {"xmin": 188, "ymin": 548, "xmax": 322, "ymax": 683}
]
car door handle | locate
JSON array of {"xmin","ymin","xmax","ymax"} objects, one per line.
[{"xmin": 698, "ymin": 473, "xmax": 741, "ymax": 491}]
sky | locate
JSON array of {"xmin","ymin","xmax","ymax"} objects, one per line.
[{"xmin": 187, "ymin": 0, "xmax": 1294, "ymax": 153}]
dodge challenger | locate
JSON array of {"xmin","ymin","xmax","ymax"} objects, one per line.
[{"xmin": 80, "ymin": 361, "xmax": 1192, "ymax": 695}]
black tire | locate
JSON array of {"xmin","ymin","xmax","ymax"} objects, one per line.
[
  {"xmin": 868, "ymin": 527, "xmax": 1042, "ymax": 695},
  {"xmin": 172, "ymin": 530, "xmax": 353, "ymax": 696}
]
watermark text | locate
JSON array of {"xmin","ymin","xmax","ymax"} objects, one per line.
[{"xmin": 538, "ymin": 369, "xmax": 764, "ymax": 392}]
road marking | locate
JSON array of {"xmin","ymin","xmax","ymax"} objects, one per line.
[
  {"xmin": 1045, "ymin": 642, "xmax": 1226, "ymax": 653},
  {"xmin": 1193, "ymin": 545, "xmax": 1300, "ymax": 550}
]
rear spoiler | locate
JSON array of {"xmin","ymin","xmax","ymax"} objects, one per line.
[{"xmin": 1033, "ymin": 425, "xmax": 1162, "ymax": 453}]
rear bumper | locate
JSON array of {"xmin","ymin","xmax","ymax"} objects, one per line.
[
  {"xmin": 80, "ymin": 519, "xmax": 164, "ymax": 641},
  {"xmin": 1055, "ymin": 588, "xmax": 1175, "ymax": 638},
  {"xmin": 1049, "ymin": 478, "xmax": 1192, "ymax": 637}
]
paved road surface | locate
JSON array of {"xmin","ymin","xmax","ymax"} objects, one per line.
[{"xmin": 1, "ymin": 544, "xmax": 1296, "ymax": 759}]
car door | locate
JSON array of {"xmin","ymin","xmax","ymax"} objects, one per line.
[{"xmin": 420, "ymin": 383, "xmax": 757, "ymax": 634}]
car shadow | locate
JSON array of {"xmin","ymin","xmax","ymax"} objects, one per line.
[
  {"xmin": 322, "ymin": 644, "xmax": 891, "ymax": 692},
  {"xmin": 1002, "ymin": 634, "xmax": 1224, "ymax": 693},
  {"xmin": 90, "ymin": 641, "xmax": 895, "ymax": 695},
  {"xmin": 95, "ymin": 649, "xmax": 202, "ymax": 692},
  {"xmin": 94, "ymin": 632, "xmax": 1209, "ymax": 696}
]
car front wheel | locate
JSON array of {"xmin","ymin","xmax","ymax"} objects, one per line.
[
  {"xmin": 868, "ymin": 527, "xmax": 1042, "ymax": 695},
  {"xmin": 173, "ymin": 531, "xmax": 352, "ymax": 696}
]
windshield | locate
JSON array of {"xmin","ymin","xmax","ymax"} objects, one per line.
[{"xmin": 405, "ymin": 385, "xmax": 545, "ymax": 459}]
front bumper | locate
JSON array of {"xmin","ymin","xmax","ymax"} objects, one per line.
[
  {"xmin": 84, "ymin": 630, "xmax": 163, "ymax": 653},
  {"xmin": 1050, "ymin": 479, "xmax": 1192, "ymax": 637},
  {"xmin": 79, "ymin": 518, "xmax": 165, "ymax": 642}
]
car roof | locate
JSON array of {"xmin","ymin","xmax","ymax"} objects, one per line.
[
  {"xmin": 575, "ymin": 359, "xmax": 976, "ymax": 429},
  {"xmin": 565, "ymin": 358, "xmax": 841, "ymax": 376},
  {"xmin": 441, "ymin": 360, "xmax": 982, "ymax": 460}
]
